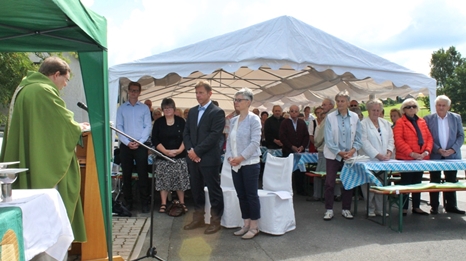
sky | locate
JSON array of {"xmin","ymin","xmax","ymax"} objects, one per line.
[{"xmin": 81, "ymin": 0, "xmax": 466, "ymax": 77}]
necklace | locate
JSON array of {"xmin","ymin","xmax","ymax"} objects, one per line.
[{"xmin": 166, "ymin": 118, "xmax": 175, "ymax": 125}]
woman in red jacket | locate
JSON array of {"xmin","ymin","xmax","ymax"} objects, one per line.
[{"xmin": 393, "ymin": 98, "xmax": 433, "ymax": 216}]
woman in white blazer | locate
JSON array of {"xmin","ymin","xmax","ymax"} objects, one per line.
[{"xmin": 360, "ymin": 99, "xmax": 394, "ymax": 216}]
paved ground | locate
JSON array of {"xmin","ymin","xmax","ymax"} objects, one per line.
[
  {"xmin": 130, "ymin": 191, "xmax": 466, "ymax": 261},
  {"xmin": 115, "ymin": 146, "xmax": 466, "ymax": 261},
  {"xmin": 71, "ymin": 188, "xmax": 466, "ymax": 261},
  {"xmin": 112, "ymin": 217, "xmax": 150, "ymax": 260}
]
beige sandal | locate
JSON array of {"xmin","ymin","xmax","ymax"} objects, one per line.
[
  {"xmin": 241, "ymin": 228, "xmax": 259, "ymax": 239},
  {"xmin": 233, "ymin": 226, "xmax": 249, "ymax": 236}
]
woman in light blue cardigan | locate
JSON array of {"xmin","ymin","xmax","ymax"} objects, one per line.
[{"xmin": 225, "ymin": 88, "xmax": 262, "ymax": 239}]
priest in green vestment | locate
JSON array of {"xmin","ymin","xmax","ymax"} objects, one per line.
[{"xmin": 0, "ymin": 57, "xmax": 88, "ymax": 242}]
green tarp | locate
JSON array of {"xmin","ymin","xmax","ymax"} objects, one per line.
[{"xmin": 0, "ymin": 0, "xmax": 112, "ymax": 258}]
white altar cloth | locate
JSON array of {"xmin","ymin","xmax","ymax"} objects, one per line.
[{"xmin": 0, "ymin": 189, "xmax": 73, "ymax": 261}]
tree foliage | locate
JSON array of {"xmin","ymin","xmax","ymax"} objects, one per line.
[
  {"xmin": 0, "ymin": 52, "xmax": 38, "ymax": 108},
  {"xmin": 0, "ymin": 52, "xmax": 72, "ymax": 125},
  {"xmin": 421, "ymin": 46, "xmax": 466, "ymax": 117}
]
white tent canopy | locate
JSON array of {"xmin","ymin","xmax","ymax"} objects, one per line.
[{"xmin": 109, "ymin": 15, "xmax": 436, "ymax": 120}]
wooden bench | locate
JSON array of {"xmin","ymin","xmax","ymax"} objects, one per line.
[
  {"xmin": 370, "ymin": 184, "xmax": 466, "ymax": 232},
  {"xmin": 304, "ymin": 171, "xmax": 342, "ymax": 199},
  {"xmin": 305, "ymin": 171, "xmax": 365, "ymax": 214}
]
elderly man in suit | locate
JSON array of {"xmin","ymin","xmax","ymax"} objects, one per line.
[
  {"xmin": 280, "ymin": 105, "xmax": 309, "ymax": 195},
  {"xmin": 424, "ymin": 95, "xmax": 465, "ymax": 214},
  {"xmin": 183, "ymin": 81, "xmax": 226, "ymax": 234},
  {"xmin": 279, "ymin": 105, "xmax": 309, "ymax": 157}
]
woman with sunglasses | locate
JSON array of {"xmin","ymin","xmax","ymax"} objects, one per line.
[{"xmin": 393, "ymin": 98, "xmax": 433, "ymax": 216}]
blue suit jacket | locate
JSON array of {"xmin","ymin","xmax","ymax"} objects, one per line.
[
  {"xmin": 424, "ymin": 112, "xmax": 464, "ymax": 159},
  {"xmin": 183, "ymin": 102, "xmax": 225, "ymax": 167}
]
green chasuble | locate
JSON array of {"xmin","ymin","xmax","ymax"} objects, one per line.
[{"xmin": 0, "ymin": 71, "xmax": 86, "ymax": 242}]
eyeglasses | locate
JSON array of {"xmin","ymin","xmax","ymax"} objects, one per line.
[
  {"xmin": 233, "ymin": 98, "xmax": 249, "ymax": 103},
  {"xmin": 404, "ymin": 105, "xmax": 417, "ymax": 109},
  {"xmin": 350, "ymin": 105, "xmax": 358, "ymax": 107},
  {"xmin": 62, "ymin": 75, "xmax": 70, "ymax": 82}
]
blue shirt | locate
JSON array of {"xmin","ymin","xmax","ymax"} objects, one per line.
[
  {"xmin": 116, "ymin": 101, "xmax": 152, "ymax": 145},
  {"xmin": 324, "ymin": 109, "xmax": 362, "ymax": 161},
  {"xmin": 198, "ymin": 100, "xmax": 212, "ymax": 124}
]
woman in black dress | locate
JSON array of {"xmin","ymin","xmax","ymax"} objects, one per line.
[{"xmin": 152, "ymin": 98, "xmax": 190, "ymax": 213}]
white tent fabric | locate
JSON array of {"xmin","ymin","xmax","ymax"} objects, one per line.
[{"xmin": 108, "ymin": 15, "xmax": 436, "ymax": 121}]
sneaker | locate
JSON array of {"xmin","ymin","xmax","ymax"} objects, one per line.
[
  {"xmin": 323, "ymin": 210, "xmax": 334, "ymax": 220},
  {"xmin": 368, "ymin": 211, "xmax": 376, "ymax": 217},
  {"xmin": 341, "ymin": 209, "xmax": 353, "ymax": 219}
]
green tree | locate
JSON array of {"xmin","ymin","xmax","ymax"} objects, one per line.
[
  {"xmin": 421, "ymin": 46, "xmax": 466, "ymax": 114},
  {"xmin": 0, "ymin": 53, "xmax": 38, "ymax": 125},
  {"xmin": 445, "ymin": 62, "xmax": 466, "ymax": 116},
  {"xmin": 0, "ymin": 52, "xmax": 38, "ymax": 107},
  {"xmin": 0, "ymin": 52, "xmax": 72, "ymax": 125}
]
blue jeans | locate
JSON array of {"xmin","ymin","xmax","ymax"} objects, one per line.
[{"xmin": 232, "ymin": 163, "xmax": 261, "ymax": 220}]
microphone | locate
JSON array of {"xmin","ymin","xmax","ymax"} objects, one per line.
[{"xmin": 77, "ymin": 102, "xmax": 88, "ymax": 112}]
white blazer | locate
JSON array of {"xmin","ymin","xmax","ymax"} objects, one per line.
[{"xmin": 360, "ymin": 117, "xmax": 394, "ymax": 159}]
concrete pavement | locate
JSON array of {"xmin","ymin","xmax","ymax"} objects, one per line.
[
  {"xmin": 130, "ymin": 192, "xmax": 466, "ymax": 261},
  {"xmin": 120, "ymin": 145, "xmax": 466, "ymax": 260}
]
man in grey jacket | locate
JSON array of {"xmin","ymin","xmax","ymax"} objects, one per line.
[{"xmin": 424, "ymin": 95, "xmax": 465, "ymax": 214}]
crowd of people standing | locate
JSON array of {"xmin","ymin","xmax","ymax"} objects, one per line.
[{"xmin": 116, "ymin": 79, "xmax": 465, "ymax": 239}]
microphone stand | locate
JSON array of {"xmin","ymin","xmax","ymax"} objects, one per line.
[
  {"xmin": 110, "ymin": 126, "xmax": 174, "ymax": 163},
  {"xmin": 110, "ymin": 126, "xmax": 171, "ymax": 261}
]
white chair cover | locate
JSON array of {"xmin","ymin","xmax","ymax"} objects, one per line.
[
  {"xmin": 204, "ymin": 158, "xmax": 243, "ymax": 228},
  {"xmin": 258, "ymin": 153, "xmax": 295, "ymax": 235}
]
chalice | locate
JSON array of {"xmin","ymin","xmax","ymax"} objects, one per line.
[{"xmin": 0, "ymin": 162, "xmax": 27, "ymax": 202}]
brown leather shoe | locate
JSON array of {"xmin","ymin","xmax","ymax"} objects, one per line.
[
  {"xmin": 204, "ymin": 223, "xmax": 221, "ymax": 234},
  {"xmin": 184, "ymin": 219, "xmax": 206, "ymax": 230}
]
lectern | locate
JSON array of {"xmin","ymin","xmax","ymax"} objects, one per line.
[{"xmin": 73, "ymin": 132, "xmax": 123, "ymax": 261}]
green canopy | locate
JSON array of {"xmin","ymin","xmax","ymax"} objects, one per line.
[{"xmin": 0, "ymin": 0, "xmax": 112, "ymax": 257}]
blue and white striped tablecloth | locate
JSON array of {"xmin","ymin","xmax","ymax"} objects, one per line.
[
  {"xmin": 295, "ymin": 153, "xmax": 318, "ymax": 171},
  {"xmin": 261, "ymin": 149, "xmax": 282, "ymax": 162},
  {"xmin": 341, "ymin": 159, "xmax": 466, "ymax": 190}
]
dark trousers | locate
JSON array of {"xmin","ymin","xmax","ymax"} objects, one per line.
[
  {"xmin": 430, "ymin": 170, "xmax": 458, "ymax": 209},
  {"xmin": 232, "ymin": 163, "xmax": 261, "ymax": 220},
  {"xmin": 400, "ymin": 171, "xmax": 423, "ymax": 210},
  {"xmin": 292, "ymin": 170, "xmax": 306, "ymax": 195},
  {"xmin": 120, "ymin": 144, "xmax": 150, "ymax": 204},
  {"xmin": 187, "ymin": 162, "xmax": 224, "ymax": 224},
  {"xmin": 325, "ymin": 159, "xmax": 353, "ymax": 210}
]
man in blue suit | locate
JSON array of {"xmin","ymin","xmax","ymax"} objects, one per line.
[
  {"xmin": 183, "ymin": 81, "xmax": 226, "ymax": 234},
  {"xmin": 424, "ymin": 95, "xmax": 465, "ymax": 214}
]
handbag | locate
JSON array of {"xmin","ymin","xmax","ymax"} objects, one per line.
[
  {"xmin": 112, "ymin": 199, "xmax": 132, "ymax": 217},
  {"xmin": 166, "ymin": 200, "xmax": 186, "ymax": 217}
]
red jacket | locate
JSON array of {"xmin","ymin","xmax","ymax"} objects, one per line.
[{"xmin": 394, "ymin": 115, "xmax": 433, "ymax": 160}]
